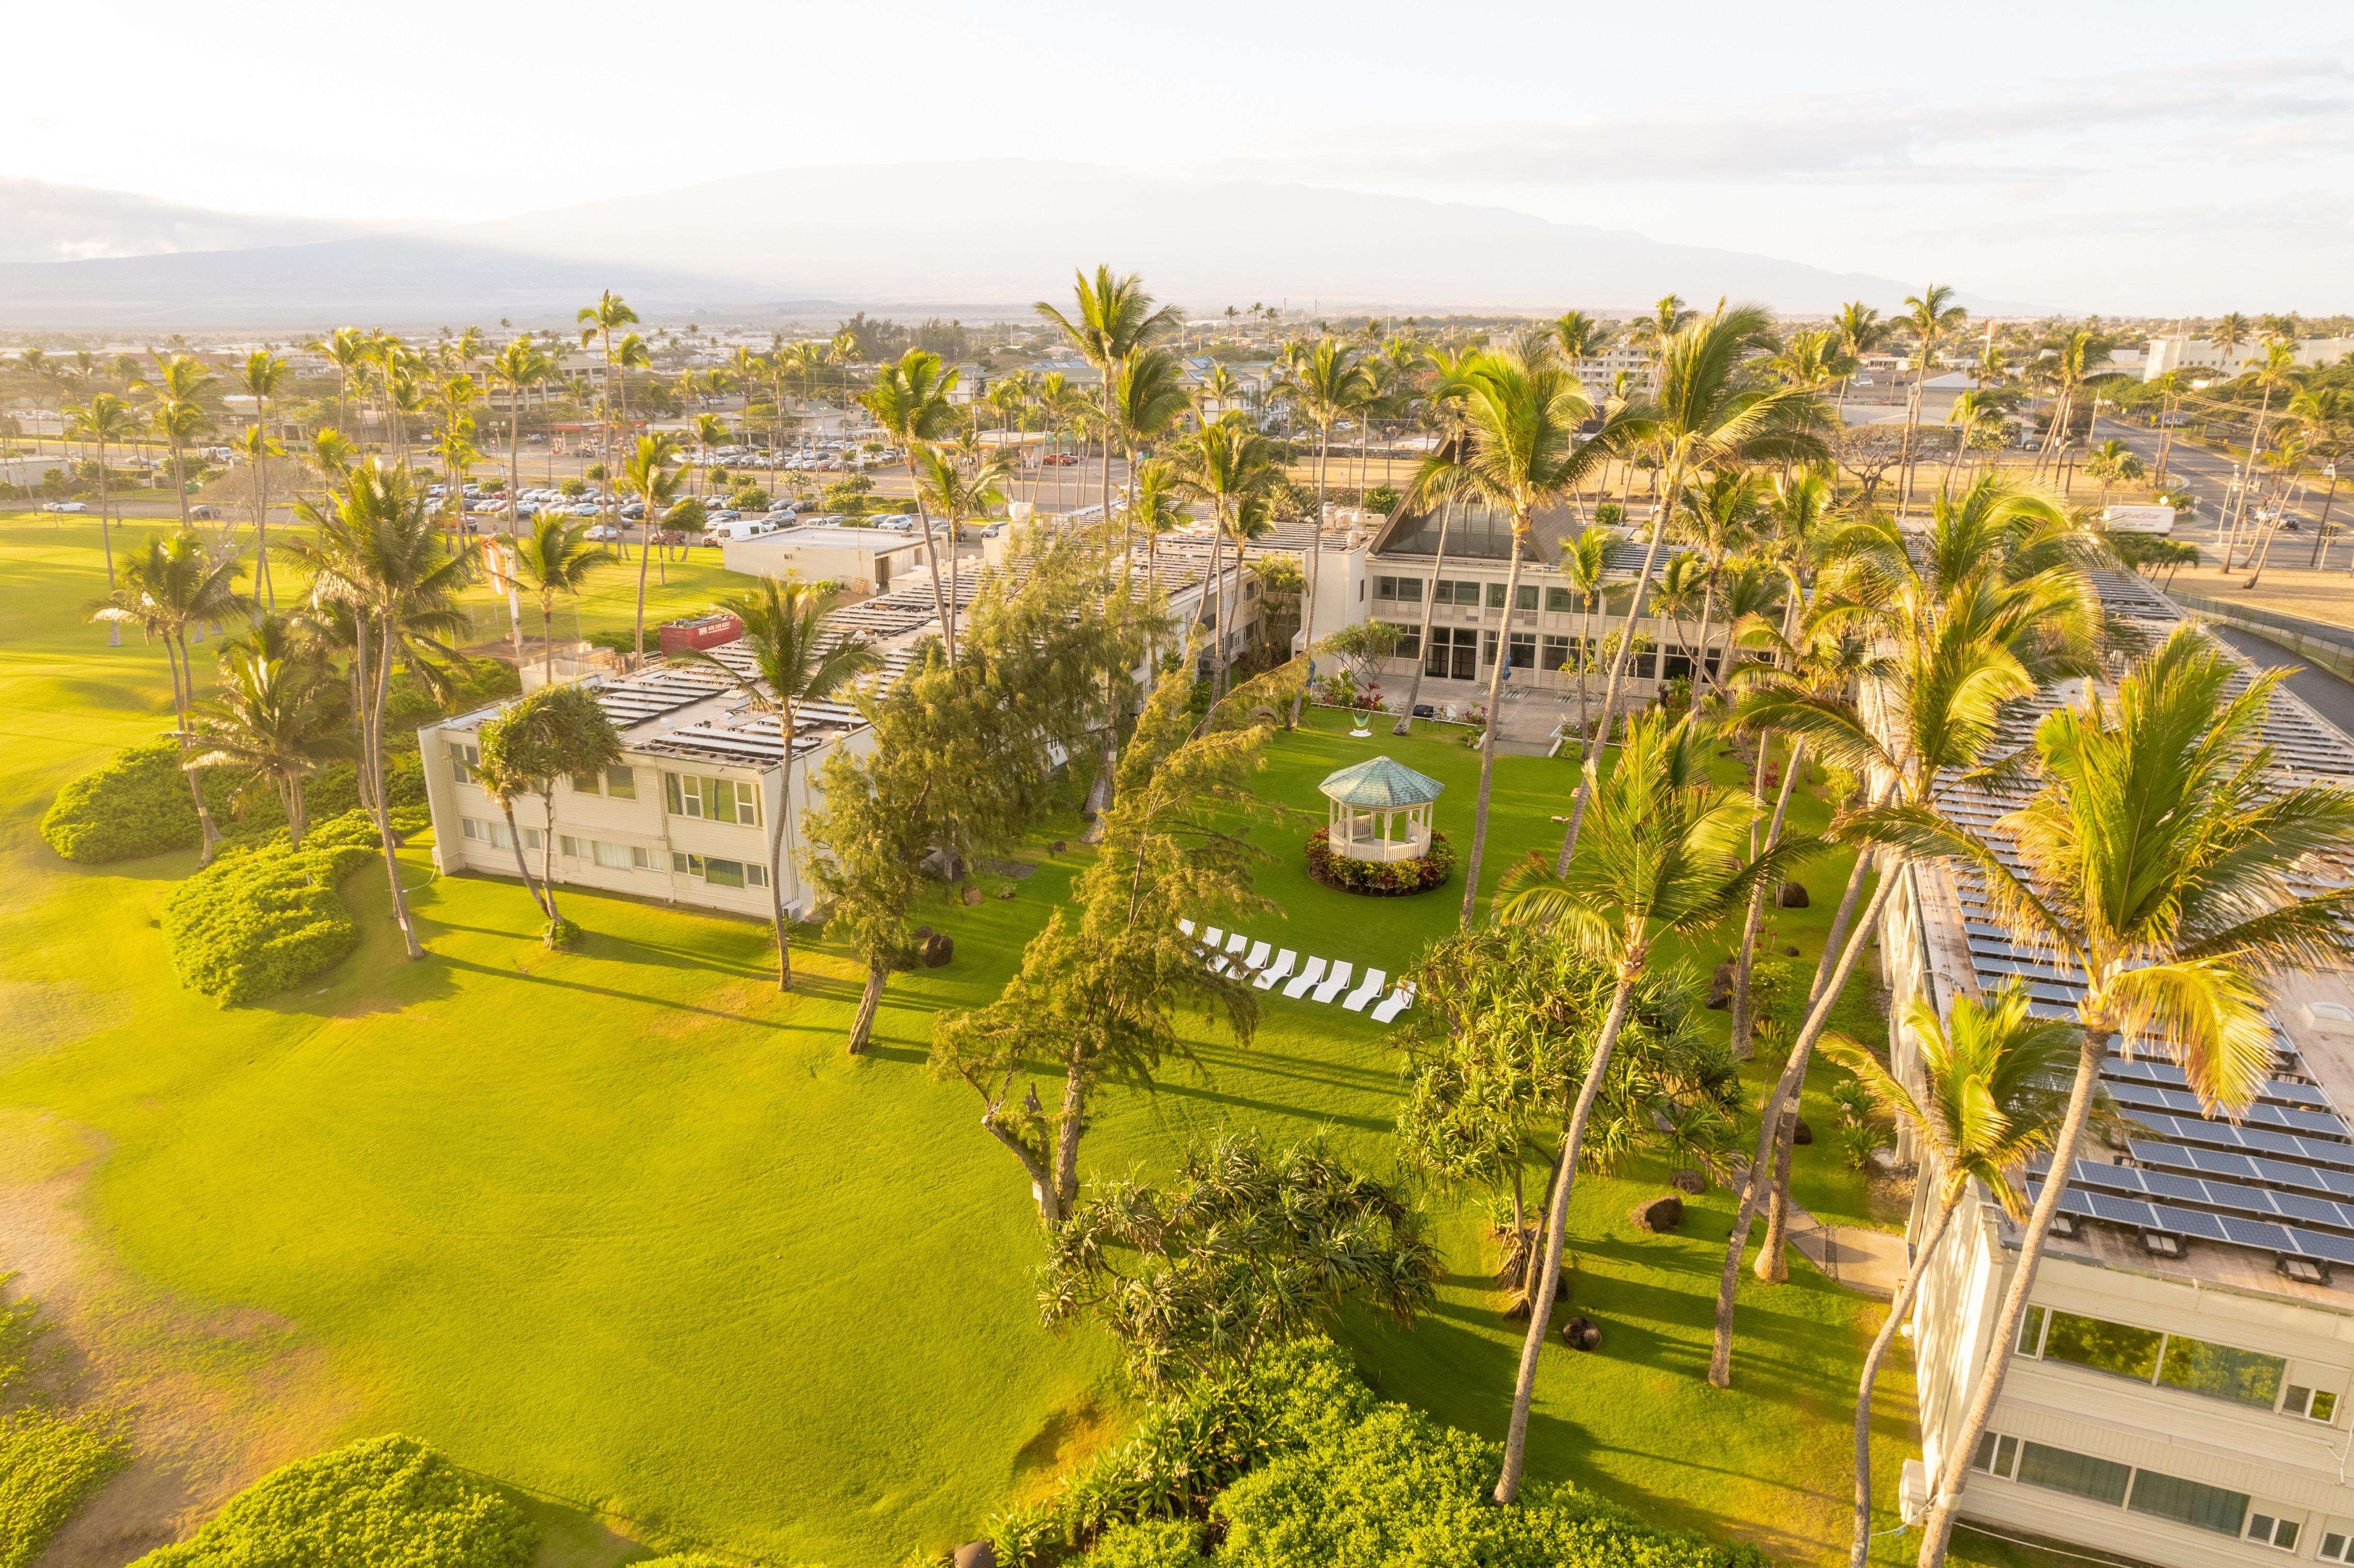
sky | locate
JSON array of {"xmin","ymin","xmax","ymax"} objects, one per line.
[{"xmin": 10, "ymin": 0, "xmax": 2352, "ymax": 314}]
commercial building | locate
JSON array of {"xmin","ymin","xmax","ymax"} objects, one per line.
[
  {"xmin": 1882, "ymin": 570, "xmax": 2354, "ymax": 1568},
  {"xmin": 2145, "ymin": 338, "xmax": 2354, "ymax": 381}
]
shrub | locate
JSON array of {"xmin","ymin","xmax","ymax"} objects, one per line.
[
  {"xmin": 40, "ymin": 740, "xmax": 228, "ymax": 863},
  {"xmin": 159, "ymin": 808, "xmax": 420, "ymax": 1004},
  {"xmin": 1303, "ymin": 827, "xmax": 1453, "ymax": 896},
  {"xmin": 134, "ymin": 1433, "xmax": 535, "ymax": 1568},
  {"xmin": 0, "ymin": 1408, "xmax": 130, "ymax": 1568}
]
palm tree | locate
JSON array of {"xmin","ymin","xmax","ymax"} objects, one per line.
[
  {"xmin": 1419, "ymin": 345, "xmax": 1624, "ymax": 927},
  {"xmin": 2028, "ymin": 325, "xmax": 2120, "ymax": 483},
  {"xmin": 310, "ymin": 326, "xmax": 370, "ymax": 434},
  {"xmin": 486, "ymin": 336, "xmax": 553, "ymax": 535},
  {"xmin": 1821, "ymin": 988, "xmax": 2074, "ymax": 1568},
  {"xmin": 1558, "ymin": 524, "xmax": 1613, "ymax": 758},
  {"xmin": 912, "ymin": 444, "xmax": 1011, "ymax": 624},
  {"xmin": 472, "ymin": 715, "xmax": 556, "ymax": 919},
  {"xmin": 1551, "ymin": 310, "xmax": 1612, "ymax": 368},
  {"xmin": 2206, "ymin": 311, "xmax": 2250, "ymax": 368},
  {"xmin": 1555, "ymin": 302, "xmax": 1831, "ymax": 872},
  {"xmin": 512, "ymin": 514, "xmax": 613, "ymax": 682},
  {"xmin": 2291, "ymin": 387, "xmax": 2350, "ymax": 567},
  {"xmin": 1391, "ymin": 345, "xmax": 1482, "ymax": 737},
  {"xmin": 619, "ymin": 433, "xmax": 682, "ymax": 661},
  {"xmin": 1125, "ymin": 456, "xmax": 1189, "ymax": 611},
  {"xmin": 1489, "ymin": 710, "xmax": 1817, "ymax": 1505},
  {"xmin": 284, "ymin": 461, "xmax": 477, "ymax": 960},
  {"xmin": 1271, "ymin": 339, "xmax": 1377, "ymax": 727},
  {"xmin": 2220, "ymin": 340, "xmax": 2300, "ymax": 570},
  {"xmin": 1767, "ymin": 326, "xmax": 1853, "ymax": 396},
  {"xmin": 1895, "ymin": 284, "xmax": 1968, "ymax": 510},
  {"xmin": 237, "ymin": 350, "xmax": 290, "ymax": 605},
  {"xmin": 87, "ymin": 531, "xmax": 254, "ymax": 864},
  {"xmin": 1033, "ymin": 265, "xmax": 1182, "ymax": 526},
  {"xmin": 137, "ymin": 353, "xmax": 217, "ymax": 530},
  {"xmin": 1172, "ymin": 415, "xmax": 1273, "ymax": 696},
  {"xmin": 1830, "ymin": 301, "xmax": 1890, "ymax": 419},
  {"xmin": 862, "ymin": 349, "xmax": 965, "ymax": 662},
  {"xmin": 671, "ymin": 580, "xmax": 878, "ymax": 991},
  {"xmin": 1909, "ymin": 630, "xmax": 2354, "ymax": 1568},
  {"xmin": 66, "ymin": 393, "xmax": 145, "ymax": 618},
  {"xmin": 1669, "ymin": 467, "xmax": 1766, "ymax": 695},
  {"xmin": 2082, "ymin": 437, "xmax": 2144, "ymax": 510},
  {"xmin": 576, "ymin": 292, "xmax": 641, "ymax": 549},
  {"xmin": 182, "ymin": 648, "xmax": 351, "ymax": 848}
]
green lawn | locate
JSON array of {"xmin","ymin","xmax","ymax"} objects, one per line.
[{"xmin": 3, "ymin": 513, "xmax": 1936, "ymax": 1566}]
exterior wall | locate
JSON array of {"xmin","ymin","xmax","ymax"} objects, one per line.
[{"xmin": 2145, "ymin": 337, "xmax": 2354, "ymax": 380}]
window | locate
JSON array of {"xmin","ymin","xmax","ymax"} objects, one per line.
[
  {"xmin": 1484, "ymin": 582, "xmax": 1538, "ymax": 611},
  {"xmin": 1544, "ymin": 586, "xmax": 1576, "ymax": 613},
  {"xmin": 1541, "ymin": 634, "xmax": 1573, "ymax": 672},
  {"xmin": 2038, "ymin": 1310, "xmax": 2162, "ymax": 1382},
  {"xmin": 521, "ymin": 827, "xmax": 542, "ymax": 850},
  {"xmin": 1425, "ymin": 627, "xmax": 1479, "ymax": 680},
  {"xmin": 1375, "ymin": 575, "xmax": 1423, "ymax": 603},
  {"xmin": 665, "ymin": 772, "xmax": 762, "ymax": 826},
  {"xmin": 2158, "ymin": 1335, "xmax": 2283, "ymax": 1409},
  {"xmin": 2319, "ymin": 1526, "xmax": 2352, "ymax": 1562},
  {"xmin": 449, "ymin": 741, "xmax": 480, "ymax": 783},
  {"xmin": 1432, "ymin": 579, "xmax": 1483, "ymax": 606},
  {"xmin": 464, "ymin": 816, "xmax": 517, "ymax": 851},
  {"xmin": 592, "ymin": 840, "xmax": 633, "ymax": 871},
  {"xmin": 673, "ymin": 851, "xmax": 701, "ymax": 875},
  {"xmin": 2248, "ymin": 1511, "xmax": 2304, "ymax": 1552},
  {"xmin": 2128, "ymin": 1469, "xmax": 2249, "ymax": 1536},
  {"xmin": 671, "ymin": 852, "xmax": 765, "ymax": 888},
  {"xmin": 2287, "ymin": 1385, "xmax": 2341, "ymax": 1424},
  {"xmin": 2017, "ymin": 1442, "xmax": 2132, "ymax": 1508},
  {"xmin": 1972, "ymin": 1432, "xmax": 2020, "ymax": 1480},
  {"xmin": 605, "ymin": 766, "xmax": 637, "ymax": 801},
  {"xmin": 2016, "ymin": 1305, "xmax": 2047, "ymax": 1354},
  {"xmin": 1381, "ymin": 622, "xmax": 1421, "ymax": 660},
  {"xmin": 573, "ymin": 772, "xmax": 601, "ymax": 794},
  {"xmin": 705, "ymin": 857, "xmax": 746, "ymax": 889}
]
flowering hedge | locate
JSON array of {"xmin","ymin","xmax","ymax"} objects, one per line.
[{"xmin": 1303, "ymin": 827, "xmax": 1453, "ymax": 896}]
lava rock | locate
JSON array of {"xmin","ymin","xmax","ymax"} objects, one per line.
[
  {"xmin": 1784, "ymin": 944, "xmax": 1801, "ymax": 956},
  {"xmin": 913, "ymin": 925, "xmax": 934, "ymax": 939},
  {"xmin": 963, "ymin": 886, "xmax": 986, "ymax": 906},
  {"xmin": 1671, "ymin": 1168, "xmax": 1707, "ymax": 1195},
  {"xmin": 1792, "ymin": 1116, "xmax": 1814, "ymax": 1146},
  {"xmin": 1561, "ymin": 1315, "xmax": 1604, "ymax": 1350},
  {"xmin": 1631, "ymin": 1194, "xmax": 1684, "ymax": 1233},
  {"xmin": 954, "ymin": 1543, "xmax": 998, "ymax": 1568},
  {"xmin": 1776, "ymin": 880, "xmax": 1810, "ymax": 908},
  {"xmin": 1707, "ymin": 961, "xmax": 1735, "ymax": 1010},
  {"xmin": 922, "ymin": 933, "xmax": 955, "ymax": 968},
  {"xmin": 1049, "ymin": 840, "xmax": 1068, "ymax": 854}
]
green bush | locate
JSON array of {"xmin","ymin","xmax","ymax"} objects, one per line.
[
  {"xmin": 1085, "ymin": 1521, "xmax": 1212, "ymax": 1568},
  {"xmin": 134, "ymin": 1433, "xmax": 535, "ymax": 1568},
  {"xmin": 0, "ymin": 1408, "xmax": 131, "ymax": 1568},
  {"xmin": 1303, "ymin": 827, "xmax": 1453, "ymax": 896},
  {"xmin": 159, "ymin": 808, "xmax": 420, "ymax": 1005},
  {"xmin": 40, "ymin": 740, "xmax": 224, "ymax": 863}
]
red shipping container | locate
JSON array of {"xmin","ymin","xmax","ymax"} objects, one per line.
[{"xmin": 658, "ymin": 613, "xmax": 742, "ymax": 656}]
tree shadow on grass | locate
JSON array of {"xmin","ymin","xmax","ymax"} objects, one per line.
[{"xmin": 430, "ymin": 955, "xmax": 794, "ymax": 1031}]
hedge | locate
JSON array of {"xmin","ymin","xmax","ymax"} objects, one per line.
[
  {"xmin": 134, "ymin": 1434, "xmax": 535, "ymax": 1568},
  {"xmin": 160, "ymin": 808, "xmax": 426, "ymax": 1005},
  {"xmin": 42, "ymin": 743, "xmax": 428, "ymax": 866},
  {"xmin": 0, "ymin": 1408, "xmax": 131, "ymax": 1568},
  {"xmin": 991, "ymin": 1340, "xmax": 1767, "ymax": 1568},
  {"xmin": 1303, "ymin": 827, "xmax": 1454, "ymax": 896}
]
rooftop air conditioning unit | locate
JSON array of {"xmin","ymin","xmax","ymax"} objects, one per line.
[
  {"xmin": 2281, "ymin": 1255, "xmax": 2330, "ymax": 1286},
  {"xmin": 2142, "ymin": 1231, "xmax": 2184, "ymax": 1259}
]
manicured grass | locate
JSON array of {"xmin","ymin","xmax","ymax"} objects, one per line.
[{"xmin": 3, "ymin": 513, "xmax": 1933, "ymax": 1565}]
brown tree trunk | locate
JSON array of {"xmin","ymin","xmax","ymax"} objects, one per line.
[
  {"xmin": 1849, "ymin": 1193, "xmax": 1959, "ymax": 1568},
  {"xmin": 1459, "ymin": 529, "xmax": 1527, "ymax": 927}
]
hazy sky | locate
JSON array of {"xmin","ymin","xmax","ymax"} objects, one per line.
[{"xmin": 13, "ymin": 0, "xmax": 2352, "ymax": 312}]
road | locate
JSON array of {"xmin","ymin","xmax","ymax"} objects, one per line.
[
  {"xmin": 2091, "ymin": 415, "xmax": 2343, "ymax": 567},
  {"xmin": 2202, "ymin": 624, "xmax": 2354, "ymax": 739}
]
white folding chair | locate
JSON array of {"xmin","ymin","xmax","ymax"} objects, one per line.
[
  {"xmin": 1343, "ymin": 968, "xmax": 1386, "ymax": 1011},
  {"xmin": 1283, "ymin": 956, "xmax": 1327, "ymax": 999},
  {"xmin": 1254, "ymin": 950, "xmax": 1297, "ymax": 990},
  {"xmin": 1313, "ymin": 961, "xmax": 1353, "ymax": 1003},
  {"xmin": 1225, "ymin": 932, "xmax": 1249, "ymax": 957},
  {"xmin": 1201, "ymin": 927, "xmax": 1225, "ymax": 972},
  {"xmin": 1370, "ymin": 983, "xmax": 1416, "ymax": 1023},
  {"xmin": 1178, "ymin": 918, "xmax": 1197, "ymax": 937},
  {"xmin": 1243, "ymin": 941, "xmax": 1271, "ymax": 972}
]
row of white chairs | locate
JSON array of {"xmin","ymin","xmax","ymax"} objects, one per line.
[{"xmin": 1177, "ymin": 920, "xmax": 1415, "ymax": 1022}]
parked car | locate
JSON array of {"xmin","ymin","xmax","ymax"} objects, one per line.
[
  {"xmin": 620, "ymin": 503, "xmax": 646, "ymax": 521},
  {"xmin": 585, "ymin": 524, "xmax": 622, "ymax": 542},
  {"xmin": 42, "ymin": 500, "xmax": 89, "ymax": 513},
  {"xmin": 189, "ymin": 505, "xmax": 219, "ymax": 520},
  {"xmin": 569, "ymin": 502, "xmax": 600, "ymax": 517}
]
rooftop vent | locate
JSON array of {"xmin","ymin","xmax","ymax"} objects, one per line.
[
  {"xmin": 2049, "ymin": 1213, "xmax": 2077, "ymax": 1239},
  {"xmin": 2142, "ymin": 1231, "xmax": 2184, "ymax": 1259},
  {"xmin": 2280, "ymin": 1255, "xmax": 2331, "ymax": 1286}
]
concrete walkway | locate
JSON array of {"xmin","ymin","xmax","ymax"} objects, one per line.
[{"xmin": 1784, "ymin": 1197, "xmax": 1909, "ymax": 1299}]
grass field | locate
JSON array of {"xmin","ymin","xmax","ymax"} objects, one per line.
[{"xmin": 3, "ymin": 512, "xmax": 1940, "ymax": 1567}]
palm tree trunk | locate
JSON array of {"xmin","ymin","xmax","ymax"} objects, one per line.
[
  {"xmin": 363, "ymin": 617, "xmax": 426, "ymax": 960},
  {"xmin": 536, "ymin": 785, "xmax": 564, "ymax": 932},
  {"xmin": 1287, "ymin": 427, "xmax": 1332, "ymax": 729},
  {"xmin": 1495, "ymin": 964, "xmax": 1639, "ymax": 1505},
  {"xmin": 847, "ymin": 959, "xmax": 888, "ymax": 1054},
  {"xmin": 1459, "ymin": 529, "xmax": 1526, "ymax": 928},
  {"xmin": 1916, "ymin": 1031, "xmax": 2111, "ymax": 1568},
  {"xmin": 254, "ymin": 426, "xmax": 274, "ymax": 609},
  {"xmin": 172, "ymin": 635, "xmax": 221, "ymax": 865},
  {"xmin": 1392, "ymin": 494, "xmax": 1454, "ymax": 735},
  {"xmin": 772, "ymin": 716, "xmax": 796, "ymax": 990},
  {"xmin": 1708, "ymin": 867, "xmax": 1903, "ymax": 1387},
  {"xmin": 500, "ymin": 800, "xmax": 551, "ymax": 916},
  {"xmin": 1729, "ymin": 739, "xmax": 1804, "ymax": 1061},
  {"xmin": 2310, "ymin": 474, "xmax": 2342, "ymax": 569},
  {"xmin": 1203, "ymin": 510, "xmax": 1228, "ymax": 698},
  {"xmin": 1690, "ymin": 572, "xmax": 1720, "ymax": 696},
  {"xmin": 908, "ymin": 459, "xmax": 956, "ymax": 667},
  {"xmin": 1850, "ymin": 1193, "xmax": 1960, "ymax": 1568},
  {"xmin": 1555, "ymin": 455, "xmax": 1685, "ymax": 874}
]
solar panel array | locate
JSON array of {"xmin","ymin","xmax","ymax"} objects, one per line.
[{"xmin": 2025, "ymin": 1179, "xmax": 2354, "ymax": 1268}]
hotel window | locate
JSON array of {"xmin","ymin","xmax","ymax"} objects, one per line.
[
  {"xmin": 2318, "ymin": 1525, "xmax": 2353, "ymax": 1562},
  {"xmin": 1381, "ymin": 622, "xmax": 1421, "ymax": 661},
  {"xmin": 573, "ymin": 765, "xmax": 639, "ymax": 799},
  {"xmin": 1431, "ymin": 579, "xmax": 1483, "ymax": 606},
  {"xmin": 2128, "ymin": 1469, "xmax": 2249, "ymax": 1537},
  {"xmin": 671, "ymin": 852, "xmax": 767, "ymax": 888},
  {"xmin": 1374, "ymin": 575, "xmax": 1423, "ymax": 603},
  {"xmin": 664, "ymin": 772, "xmax": 762, "ymax": 826},
  {"xmin": 1971, "ymin": 1432, "xmax": 2020, "ymax": 1480},
  {"xmin": 1484, "ymin": 582, "xmax": 1539, "ymax": 611},
  {"xmin": 1544, "ymin": 586, "xmax": 1576, "ymax": 613},
  {"xmin": 2287, "ymin": 1384, "xmax": 2341, "ymax": 1424},
  {"xmin": 2248, "ymin": 1511, "xmax": 2304, "ymax": 1553},
  {"xmin": 2016, "ymin": 1442, "xmax": 2131, "ymax": 1508},
  {"xmin": 2019, "ymin": 1304, "xmax": 2288, "ymax": 1411},
  {"xmin": 1541, "ymin": 634, "xmax": 1573, "ymax": 672},
  {"xmin": 462, "ymin": 816, "xmax": 519, "ymax": 851},
  {"xmin": 449, "ymin": 741, "xmax": 480, "ymax": 783}
]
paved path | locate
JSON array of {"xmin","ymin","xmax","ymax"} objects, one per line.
[
  {"xmin": 2203, "ymin": 624, "xmax": 2354, "ymax": 738},
  {"xmin": 1784, "ymin": 1197, "xmax": 1908, "ymax": 1299}
]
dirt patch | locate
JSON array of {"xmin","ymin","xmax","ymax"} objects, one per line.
[
  {"xmin": 0, "ymin": 1127, "xmax": 360, "ymax": 1567},
  {"xmin": 1006, "ymin": 1389, "xmax": 1130, "ymax": 1506}
]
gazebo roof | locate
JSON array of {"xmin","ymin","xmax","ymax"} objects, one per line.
[{"xmin": 1318, "ymin": 755, "xmax": 1444, "ymax": 808}]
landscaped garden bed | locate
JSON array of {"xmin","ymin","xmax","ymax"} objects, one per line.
[{"xmin": 1302, "ymin": 826, "xmax": 1453, "ymax": 895}]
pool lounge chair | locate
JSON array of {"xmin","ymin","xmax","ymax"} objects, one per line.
[
  {"xmin": 1342, "ymin": 968, "xmax": 1386, "ymax": 1011},
  {"xmin": 1253, "ymin": 950, "xmax": 1297, "ymax": 990},
  {"xmin": 1312, "ymin": 961, "xmax": 1354, "ymax": 1003},
  {"xmin": 1282, "ymin": 957, "xmax": 1327, "ymax": 999},
  {"xmin": 1370, "ymin": 983, "xmax": 1416, "ymax": 1023}
]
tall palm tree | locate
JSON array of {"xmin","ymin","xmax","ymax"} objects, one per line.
[
  {"xmin": 2219, "ymin": 340, "xmax": 2300, "ymax": 570},
  {"xmin": 1172, "ymin": 415, "xmax": 1273, "ymax": 696},
  {"xmin": 1125, "ymin": 455, "xmax": 1189, "ymax": 609},
  {"xmin": 619, "ymin": 433, "xmax": 682, "ymax": 661},
  {"xmin": 912, "ymin": 444, "xmax": 1011, "ymax": 626},
  {"xmin": 2291, "ymin": 387, "xmax": 2350, "ymax": 567},
  {"xmin": 1908, "ymin": 630, "xmax": 2354, "ymax": 1568},
  {"xmin": 1895, "ymin": 284, "xmax": 1968, "ymax": 510},
  {"xmin": 672, "ymin": 580, "xmax": 878, "ymax": 991},
  {"xmin": 2028, "ymin": 325, "xmax": 2119, "ymax": 483},
  {"xmin": 511, "ymin": 514, "xmax": 613, "ymax": 682},
  {"xmin": 1392, "ymin": 345, "xmax": 1482, "ymax": 737},
  {"xmin": 310, "ymin": 326, "xmax": 371, "ymax": 434},
  {"xmin": 1555, "ymin": 302, "xmax": 1830, "ymax": 873},
  {"xmin": 1669, "ymin": 466, "xmax": 1766, "ymax": 695},
  {"xmin": 1551, "ymin": 310, "xmax": 1613, "ymax": 368},
  {"xmin": 66, "ymin": 393, "xmax": 144, "ymax": 618},
  {"xmin": 1558, "ymin": 524, "xmax": 1613, "ymax": 758},
  {"xmin": 1271, "ymin": 339, "xmax": 1377, "ymax": 727},
  {"xmin": 2206, "ymin": 311, "xmax": 2250, "ymax": 368},
  {"xmin": 1831, "ymin": 301, "xmax": 1890, "ymax": 419},
  {"xmin": 486, "ymin": 336, "xmax": 552, "ymax": 535},
  {"xmin": 1821, "ymin": 988, "xmax": 2073, "ymax": 1568},
  {"xmin": 1767, "ymin": 326, "xmax": 1853, "ymax": 396},
  {"xmin": 285, "ymin": 461, "xmax": 477, "ymax": 960},
  {"xmin": 576, "ymin": 292, "xmax": 641, "ymax": 548},
  {"xmin": 237, "ymin": 350, "xmax": 290, "ymax": 605},
  {"xmin": 137, "ymin": 352, "xmax": 217, "ymax": 530},
  {"xmin": 862, "ymin": 349, "xmax": 965, "ymax": 662},
  {"xmin": 1489, "ymin": 711, "xmax": 1816, "ymax": 1505},
  {"xmin": 1034, "ymin": 265, "xmax": 1182, "ymax": 525},
  {"xmin": 182, "ymin": 648, "xmax": 351, "ymax": 849},
  {"xmin": 1419, "ymin": 346, "xmax": 1621, "ymax": 926},
  {"xmin": 86, "ymin": 531, "xmax": 254, "ymax": 864}
]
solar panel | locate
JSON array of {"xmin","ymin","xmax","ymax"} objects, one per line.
[
  {"xmin": 2128, "ymin": 1112, "xmax": 2354, "ymax": 1172},
  {"xmin": 2037, "ymin": 1157, "xmax": 2354, "ymax": 1237},
  {"xmin": 2101, "ymin": 1081, "xmax": 2349, "ymax": 1139},
  {"xmin": 2102, "ymin": 1057, "xmax": 2333, "ymax": 1110}
]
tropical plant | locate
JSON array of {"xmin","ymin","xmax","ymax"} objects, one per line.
[
  {"xmin": 64, "ymin": 393, "xmax": 144, "ymax": 612},
  {"xmin": 862, "ymin": 348, "xmax": 964, "ymax": 661},
  {"xmin": 236, "ymin": 350, "xmax": 290, "ymax": 603},
  {"xmin": 481, "ymin": 682, "xmax": 622, "ymax": 943},
  {"xmin": 1895, "ymin": 285, "xmax": 1968, "ymax": 509},
  {"xmin": 671, "ymin": 579, "xmax": 877, "ymax": 989},
  {"xmin": 181, "ymin": 650, "xmax": 350, "ymax": 849},
  {"xmin": 1905, "ymin": 631, "xmax": 2354, "ymax": 1568},
  {"xmin": 1820, "ymin": 987, "xmax": 2075, "ymax": 1568},
  {"xmin": 509, "ymin": 514, "xmax": 611, "ymax": 683},
  {"xmin": 136, "ymin": 353, "xmax": 217, "ymax": 530},
  {"xmin": 617, "ymin": 433, "xmax": 682, "ymax": 659},
  {"xmin": 1270, "ymin": 339, "xmax": 1377, "ymax": 726},
  {"xmin": 1486, "ymin": 711, "xmax": 1817, "ymax": 1503},
  {"xmin": 486, "ymin": 336, "xmax": 553, "ymax": 533},
  {"xmin": 2219, "ymin": 340, "xmax": 2301, "ymax": 570},
  {"xmin": 1172, "ymin": 415, "xmax": 1275, "ymax": 696},
  {"xmin": 86, "ymin": 531, "xmax": 254, "ymax": 864},
  {"xmin": 1830, "ymin": 301, "xmax": 1890, "ymax": 417}
]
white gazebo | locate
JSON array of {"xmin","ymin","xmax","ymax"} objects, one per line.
[{"xmin": 1319, "ymin": 756, "xmax": 1444, "ymax": 864}]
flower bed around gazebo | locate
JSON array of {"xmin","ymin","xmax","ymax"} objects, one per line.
[{"xmin": 1305, "ymin": 826, "xmax": 1455, "ymax": 895}]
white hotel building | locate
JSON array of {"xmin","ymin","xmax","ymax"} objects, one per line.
[{"xmin": 1879, "ymin": 569, "xmax": 2354, "ymax": 1568}]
